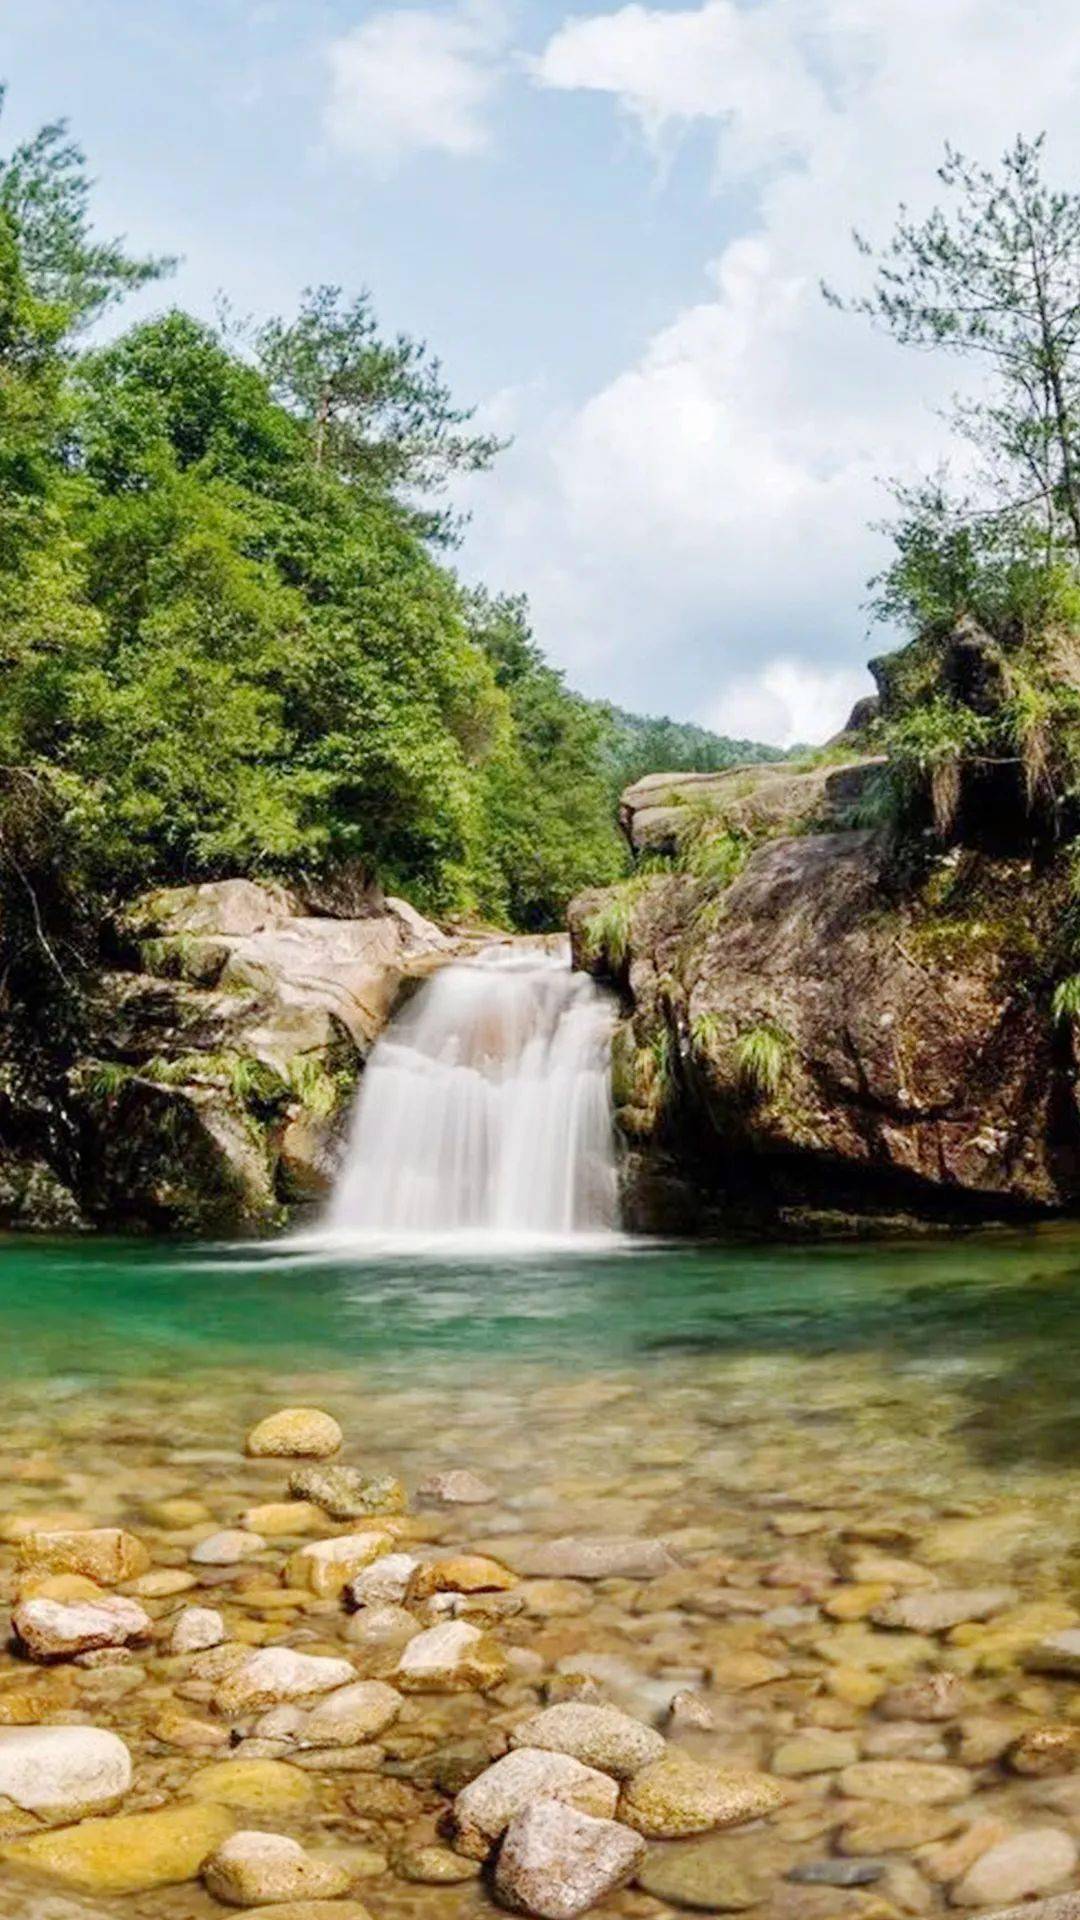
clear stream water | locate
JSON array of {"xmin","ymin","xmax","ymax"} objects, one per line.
[{"xmin": 5, "ymin": 1226, "xmax": 1080, "ymax": 1477}]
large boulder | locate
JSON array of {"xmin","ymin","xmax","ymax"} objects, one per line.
[
  {"xmin": 618, "ymin": 759, "xmax": 881, "ymax": 857},
  {"xmin": 572, "ymin": 824, "xmax": 1080, "ymax": 1233},
  {"xmin": 63, "ymin": 879, "xmax": 459, "ymax": 1235}
]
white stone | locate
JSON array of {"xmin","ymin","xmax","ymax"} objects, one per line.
[
  {"xmin": 495, "ymin": 1797, "xmax": 646, "ymax": 1918},
  {"xmin": 452, "ymin": 1748, "xmax": 620, "ymax": 1859},
  {"xmin": 953, "ymin": 1831, "xmax": 1078, "ymax": 1907},
  {"xmin": 348, "ymin": 1552, "xmax": 418, "ymax": 1608},
  {"xmin": 395, "ymin": 1620, "xmax": 482, "ymax": 1684},
  {"xmin": 14, "ymin": 1595, "xmax": 151, "ymax": 1661},
  {"xmin": 299, "ymin": 1680, "xmax": 402, "ymax": 1747},
  {"xmin": 169, "ymin": 1606, "xmax": 227, "ymax": 1655},
  {"xmin": 217, "ymin": 1647, "xmax": 355, "ymax": 1714},
  {"xmin": 417, "ymin": 1470, "xmax": 496, "ymax": 1505},
  {"xmin": 0, "ymin": 1726, "xmax": 132, "ymax": 1816},
  {"xmin": 203, "ymin": 1829, "xmax": 352, "ymax": 1905},
  {"xmin": 191, "ymin": 1528, "xmax": 265, "ymax": 1565}
]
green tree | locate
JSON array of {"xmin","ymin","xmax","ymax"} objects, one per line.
[
  {"xmin": 829, "ymin": 135, "xmax": 1080, "ymax": 568},
  {"xmin": 0, "ymin": 85, "xmax": 173, "ymax": 327},
  {"xmin": 256, "ymin": 285, "xmax": 502, "ymax": 542}
]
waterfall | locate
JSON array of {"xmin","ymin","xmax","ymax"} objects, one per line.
[{"xmin": 328, "ymin": 943, "xmax": 619, "ymax": 1240}]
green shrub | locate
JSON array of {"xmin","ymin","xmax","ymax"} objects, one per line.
[{"xmin": 734, "ymin": 1020, "xmax": 793, "ymax": 1100}]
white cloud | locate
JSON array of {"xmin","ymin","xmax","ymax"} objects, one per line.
[
  {"xmin": 710, "ymin": 658, "xmax": 872, "ymax": 748},
  {"xmin": 462, "ymin": 0, "xmax": 1080, "ymax": 742},
  {"xmin": 324, "ymin": 0, "xmax": 506, "ymax": 167}
]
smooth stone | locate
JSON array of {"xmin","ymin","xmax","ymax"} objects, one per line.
[
  {"xmin": 1009, "ymin": 1726, "xmax": 1080, "ymax": 1776},
  {"xmin": 505, "ymin": 1537, "xmax": 678, "ymax": 1580},
  {"xmin": 204, "ymin": 1830, "xmax": 352, "ymax": 1907},
  {"xmin": 217, "ymin": 1648, "xmax": 356, "ymax": 1714},
  {"xmin": 871, "ymin": 1588, "xmax": 1016, "ymax": 1633},
  {"xmin": 510, "ymin": 1703, "xmax": 666, "ymax": 1779},
  {"xmin": 839, "ymin": 1804, "xmax": 964, "ymax": 1854},
  {"xmin": 170, "ymin": 1606, "xmax": 227, "ymax": 1654},
  {"xmin": 13, "ymin": 1593, "xmax": 150, "ymax": 1660},
  {"xmin": 298, "ymin": 1680, "xmax": 402, "ymax": 1746},
  {"xmin": 0, "ymin": 1726, "xmax": 131, "ymax": 1817},
  {"xmin": 495, "ymin": 1798, "xmax": 646, "ymax": 1919},
  {"xmin": 395, "ymin": 1844, "xmax": 482, "ymax": 1883},
  {"xmin": 668, "ymin": 1691, "xmax": 714, "ymax": 1730},
  {"xmin": 636, "ymin": 1836, "xmax": 767, "ymax": 1910},
  {"xmin": 347, "ymin": 1554, "xmax": 418, "ymax": 1609},
  {"xmin": 238, "ymin": 1907, "xmax": 372, "ymax": 1920},
  {"xmin": 395, "ymin": 1620, "xmax": 507, "ymax": 1693},
  {"xmin": 245, "ymin": 1408, "xmax": 343, "ymax": 1459},
  {"xmin": 17, "ymin": 1528, "xmax": 150, "ymax": 1585},
  {"xmin": 878, "ymin": 1672, "xmax": 967, "ymax": 1721},
  {"xmin": 772, "ymin": 1730, "xmax": 859, "ymax": 1776},
  {"xmin": 191, "ymin": 1529, "xmax": 265, "ymax": 1566},
  {"xmin": 788, "ymin": 1859, "xmax": 886, "ymax": 1886},
  {"xmin": 410, "ymin": 1555, "xmax": 518, "ymax": 1599},
  {"xmin": 1025, "ymin": 1631, "xmax": 1080, "ymax": 1676},
  {"xmin": 188, "ymin": 1759, "xmax": 314, "ymax": 1811},
  {"xmin": 837, "ymin": 1759, "xmax": 972, "ymax": 1804},
  {"xmin": 241, "ymin": 1501, "xmax": 324, "ymax": 1536},
  {"xmin": 416, "ymin": 1469, "xmax": 496, "ymax": 1505},
  {"xmin": 289, "ymin": 1464, "xmax": 406, "ymax": 1519},
  {"xmin": 451, "ymin": 1748, "xmax": 619, "ymax": 1859},
  {"xmin": 1, "ymin": 1801, "xmax": 236, "ymax": 1893},
  {"xmin": 287, "ymin": 1533, "xmax": 392, "ymax": 1598},
  {"xmin": 953, "ymin": 1830, "xmax": 1078, "ymax": 1907},
  {"xmin": 618, "ymin": 1754, "xmax": 788, "ymax": 1839}
]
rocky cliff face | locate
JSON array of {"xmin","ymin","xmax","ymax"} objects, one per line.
[
  {"xmin": 0, "ymin": 880, "xmax": 459, "ymax": 1234},
  {"xmin": 572, "ymin": 759, "xmax": 1080, "ymax": 1235}
]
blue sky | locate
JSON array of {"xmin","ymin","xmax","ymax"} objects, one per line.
[{"xmin": 6, "ymin": 0, "xmax": 1080, "ymax": 742}]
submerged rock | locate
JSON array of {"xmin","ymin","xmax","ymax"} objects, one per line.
[
  {"xmin": 13, "ymin": 1594, "xmax": 151, "ymax": 1661},
  {"xmin": 203, "ymin": 1830, "xmax": 352, "ymax": 1906},
  {"xmin": 618, "ymin": 1754, "xmax": 788, "ymax": 1838},
  {"xmin": 509, "ymin": 1703, "xmax": 665, "ymax": 1779},
  {"xmin": 0, "ymin": 1725, "xmax": 131, "ymax": 1818},
  {"xmin": 494, "ymin": 1797, "xmax": 645, "ymax": 1918},
  {"xmin": 289, "ymin": 1464, "xmax": 406, "ymax": 1519},
  {"xmin": 245, "ymin": 1408, "xmax": 342, "ymax": 1459},
  {"xmin": 416, "ymin": 1469, "xmax": 497, "ymax": 1506},
  {"xmin": 451, "ymin": 1748, "xmax": 619, "ymax": 1859},
  {"xmin": 1, "ymin": 1800, "xmax": 236, "ymax": 1893}
]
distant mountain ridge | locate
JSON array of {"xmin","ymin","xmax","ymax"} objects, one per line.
[{"xmin": 593, "ymin": 702, "xmax": 786, "ymax": 794}]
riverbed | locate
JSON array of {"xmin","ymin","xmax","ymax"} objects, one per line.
[{"xmin": 5, "ymin": 1227, "xmax": 1080, "ymax": 1915}]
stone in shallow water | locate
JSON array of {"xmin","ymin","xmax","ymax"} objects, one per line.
[
  {"xmin": 239, "ymin": 1907, "xmax": 373, "ymax": 1920},
  {"xmin": 17, "ymin": 1528, "xmax": 149, "ymax": 1586},
  {"xmin": 506, "ymin": 1537, "xmax": 678, "ymax": 1580},
  {"xmin": 191, "ymin": 1528, "xmax": 265, "ymax": 1566},
  {"xmin": 13, "ymin": 1594, "xmax": 150, "ymax": 1661},
  {"xmin": 510, "ymin": 1703, "xmax": 666, "ymax": 1779},
  {"xmin": 0, "ymin": 1726, "xmax": 131, "ymax": 1818},
  {"xmin": 495, "ymin": 1798, "xmax": 646, "ymax": 1919},
  {"xmin": 838, "ymin": 1802, "xmax": 964, "ymax": 1856},
  {"xmin": 1009, "ymin": 1726, "xmax": 1080, "ymax": 1776},
  {"xmin": 636, "ymin": 1837, "xmax": 767, "ymax": 1910},
  {"xmin": 395, "ymin": 1844, "xmax": 482, "ymax": 1883},
  {"xmin": 245, "ymin": 1408, "xmax": 342, "ymax": 1459},
  {"xmin": 416, "ymin": 1469, "xmax": 496, "ymax": 1505},
  {"xmin": 203, "ymin": 1830, "xmax": 352, "ymax": 1906},
  {"xmin": 952, "ymin": 1830, "xmax": 1078, "ymax": 1907},
  {"xmin": 837, "ymin": 1759, "xmax": 972, "ymax": 1805},
  {"xmin": 289, "ymin": 1464, "xmax": 405, "ymax": 1519},
  {"xmin": 410, "ymin": 1554, "xmax": 518, "ymax": 1599},
  {"xmin": 1, "ymin": 1801, "xmax": 236, "ymax": 1893},
  {"xmin": 347, "ymin": 1554, "xmax": 418, "ymax": 1609},
  {"xmin": 170, "ymin": 1605, "xmax": 226, "ymax": 1654},
  {"xmin": 286, "ymin": 1533, "xmax": 392, "ymax": 1598},
  {"xmin": 298, "ymin": 1680, "xmax": 402, "ymax": 1747},
  {"xmin": 217, "ymin": 1648, "xmax": 356, "ymax": 1715},
  {"xmin": 771, "ymin": 1730, "xmax": 859, "ymax": 1776},
  {"xmin": 878, "ymin": 1672, "xmax": 967, "ymax": 1721},
  {"xmin": 618, "ymin": 1753, "xmax": 788, "ymax": 1839},
  {"xmin": 394, "ymin": 1621, "xmax": 507, "ymax": 1693},
  {"xmin": 870, "ymin": 1587, "xmax": 1016, "ymax": 1634},
  {"xmin": 451, "ymin": 1748, "xmax": 619, "ymax": 1859},
  {"xmin": 1024, "ymin": 1630, "xmax": 1080, "ymax": 1676},
  {"xmin": 187, "ymin": 1759, "xmax": 315, "ymax": 1811},
  {"xmin": 787, "ymin": 1859, "xmax": 886, "ymax": 1887}
]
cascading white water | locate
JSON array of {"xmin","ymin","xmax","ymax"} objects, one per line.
[{"xmin": 329, "ymin": 943, "xmax": 619, "ymax": 1239}]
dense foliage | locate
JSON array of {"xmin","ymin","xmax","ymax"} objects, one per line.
[{"xmin": 594, "ymin": 706, "xmax": 783, "ymax": 796}]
